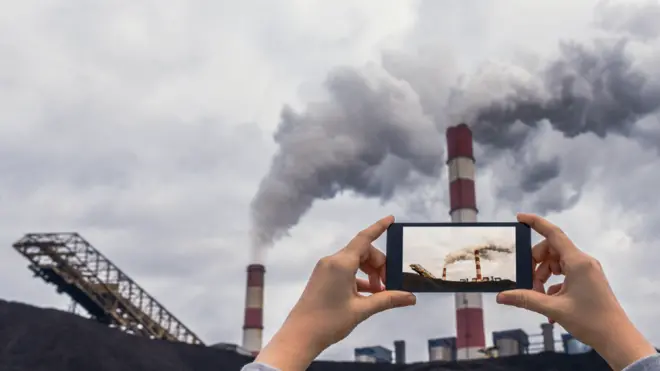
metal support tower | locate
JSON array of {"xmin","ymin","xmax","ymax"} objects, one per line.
[{"xmin": 12, "ymin": 233, "xmax": 204, "ymax": 345}]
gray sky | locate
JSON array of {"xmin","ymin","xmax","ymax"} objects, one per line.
[
  {"xmin": 2, "ymin": 0, "xmax": 660, "ymax": 363},
  {"xmin": 402, "ymin": 226, "xmax": 516, "ymax": 281}
]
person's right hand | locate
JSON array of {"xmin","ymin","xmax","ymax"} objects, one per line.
[{"xmin": 496, "ymin": 213, "xmax": 657, "ymax": 371}]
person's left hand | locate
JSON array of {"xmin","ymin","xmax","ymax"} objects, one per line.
[{"xmin": 255, "ymin": 215, "xmax": 416, "ymax": 370}]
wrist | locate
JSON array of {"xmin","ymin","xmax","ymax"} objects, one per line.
[
  {"xmin": 593, "ymin": 316, "xmax": 657, "ymax": 371},
  {"xmin": 255, "ymin": 322, "xmax": 322, "ymax": 371}
]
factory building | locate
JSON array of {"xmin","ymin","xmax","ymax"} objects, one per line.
[
  {"xmin": 492, "ymin": 329, "xmax": 530, "ymax": 357},
  {"xmin": 354, "ymin": 346, "xmax": 393, "ymax": 363},
  {"xmin": 446, "ymin": 124, "xmax": 486, "ymax": 360},
  {"xmin": 562, "ymin": 333, "xmax": 592, "ymax": 354},
  {"xmin": 428, "ymin": 337, "xmax": 457, "ymax": 361}
]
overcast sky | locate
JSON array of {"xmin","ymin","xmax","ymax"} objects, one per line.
[
  {"xmin": 402, "ymin": 226, "xmax": 516, "ymax": 281},
  {"xmin": 1, "ymin": 0, "xmax": 660, "ymax": 364}
]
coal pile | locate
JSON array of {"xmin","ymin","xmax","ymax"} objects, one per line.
[
  {"xmin": 0, "ymin": 299, "xmax": 614, "ymax": 371},
  {"xmin": 401, "ymin": 273, "xmax": 516, "ymax": 292}
]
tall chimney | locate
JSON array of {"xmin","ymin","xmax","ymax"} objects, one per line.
[
  {"xmin": 243, "ymin": 264, "xmax": 265, "ymax": 355},
  {"xmin": 446, "ymin": 123, "xmax": 486, "ymax": 360},
  {"xmin": 394, "ymin": 340, "xmax": 406, "ymax": 364},
  {"xmin": 541, "ymin": 322, "xmax": 555, "ymax": 352},
  {"xmin": 474, "ymin": 250, "xmax": 482, "ymax": 281},
  {"xmin": 442, "ymin": 267, "xmax": 447, "ymax": 280}
]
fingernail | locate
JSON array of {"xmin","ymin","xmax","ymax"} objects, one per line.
[
  {"xmin": 496, "ymin": 293, "xmax": 508, "ymax": 304},
  {"xmin": 407, "ymin": 293, "xmax": 417, "ymax": 305}
]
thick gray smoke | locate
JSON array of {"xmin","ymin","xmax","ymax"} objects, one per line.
[
  {"xmin": 443, "ymin": 243, "xmax": 515, "ymax": 266},
  {"xmin": 249, "ymin": 66, "xmax": 444, "ymax": 254},
  {"xmin": 462, "ymin": 39, "xmax": 660, "ymax": 148},
  {"xmin": 250, "ymin": 3, "xmax": 660, "ymax": 254}
]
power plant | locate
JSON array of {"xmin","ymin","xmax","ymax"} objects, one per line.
[{"xmin": 3, "ymin": 122, "xmax": 605, "ymax": 370}]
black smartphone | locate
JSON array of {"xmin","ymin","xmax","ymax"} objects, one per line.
[{"xmin": 385, "ymin": 222, "xmax": 532, "ymax": 293}]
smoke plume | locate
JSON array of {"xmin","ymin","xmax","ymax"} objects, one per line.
[
  {"xmin": 443, "ymin": 243, "xmax": 515, "ymax": 266},
  {"xmin": 250, "ymin": 3, "xmax": 660, "ymax": 254},
  {"xmin": 249, "ymin": 66, "xmax": 444, "ymax": 253}
]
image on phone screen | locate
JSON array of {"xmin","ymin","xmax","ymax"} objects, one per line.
[{"xmin": 401, "ymin": 225, "xmax": 517, "ymax": 292}]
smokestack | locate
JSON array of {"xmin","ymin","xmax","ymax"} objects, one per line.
[
  {"xmin": 442, "ymin": 267, "xmax": 447, "ymax": 280},
  {"xmin": 474, "ymin": 250, "xmax": 482, "ymax": 281},
  {"xmin": 446, "ymin": 123, "xmax": 486, "ymax": 360},
  {"xmin": 541, "ymin": 322, "xmax": 556, "ymax": 352},
  {"xmin": 243, "ymin": 264, "xmax": 265, "ymax": 355},
  {"xmin": 394, "ymin": 340, "xmax": 406, "ymax": 364}
]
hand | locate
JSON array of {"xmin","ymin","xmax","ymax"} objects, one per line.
[
  {"xmin": 496, "ymin": 213, "xmax": 656, "ymax": 371},
  {"xmin": 255, "ymin": 215, "xmax": 416, "ymax": 371}
]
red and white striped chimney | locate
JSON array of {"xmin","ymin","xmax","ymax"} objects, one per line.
[
  {"xmin": 243, "ymin": 264, "xmax": 265, "ymax": 356},
  {"xmin": 474, "ymin": 250, "xmax": 482, "ymax": 281},
  {"xmin": 446, "ymin": 123, "xmax": 486, "ymax": 360}
]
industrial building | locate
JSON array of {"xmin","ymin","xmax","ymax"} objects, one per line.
[
  {"xmin": 428, "ymin": 337, "xmax": 457, "ymax": 361},
  {"xmin": 354, "ymin": 346, "xmax": 393, "ymax": 363},
  {"xmin": 492, "ymin": 329, "xmax": 530, "ymax": 357}
]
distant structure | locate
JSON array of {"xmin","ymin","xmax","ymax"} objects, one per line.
[
  {"xmin": 394, "ymin": 340, "xmax": 406, "ymax": 364},
  {"xmin": 354, "ymin": 346, "xmax": 393, "ymax": 363},
  {"xmin": 446, "ymin": 123, "xmax": 486, "ymax": 359},
  {"xmin": 242, "ymin": 264, "xmax": 265, "ymax": 355},
  {"xmin": 562, "ymin": 333, "xmax": 593, "ymax": 354},
  {"xmin": 473, "ymin": 249, "xmax": 483, "ymax": 281},
  {"xmin": 428, "ymin": 337, "xmax": 457, "ymax": 361},
  {"xmin": 210, "ymin": 342, "xmax": 253, "ymax": 357},
  {"xmin": 12, "ymin": 233, "xmax": 204, "ymax": 345},
  {"xmin": 492, "ymin": 329, "xmax": 530, "ymax": 357},
  {"xmin": 541, "ymin": 323, "xmax": 556, "ymax": 352}
]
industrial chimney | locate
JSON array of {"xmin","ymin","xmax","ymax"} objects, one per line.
[
  {"xmin": 446, "ymin": 123, "xmax": 486, "ymax": 360},
  {"xmin": 394, "ymin": 340, "xmax": 406, "ymax": 364},
  {"xmin": 243, "ymin": 264, "xmax": 265, "ymax": 355},
  {"xmin": 474, "ymin": 250, "xmax": 482, "ymax": 281},
  {"xmin": 541, "ymin": 322, "xmax": 555, "ymax": 352},
  {"xmin": 442, "ymin": 267, "xmax": 447, "ymax": 280}
]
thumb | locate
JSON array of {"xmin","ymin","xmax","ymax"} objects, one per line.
[
  {"xmin": 358, "ymin": 291, "xmax": 416, "ymax": 320},
  {"xmin": 496, "ymin": 289, "xmax": 558, "ymax": 317}
]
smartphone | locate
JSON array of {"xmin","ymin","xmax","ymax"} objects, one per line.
[{"xmin": 385, "ymin": 222, "xmax": 532, "ymax": 293}]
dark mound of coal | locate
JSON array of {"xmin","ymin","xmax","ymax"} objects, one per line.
[
  {"xmin": 401, "ymin": 273, "xmax": 516, "ymax": 292},
  {"xmin": 0, "ymin": 299, "xmax": 251, "ymax": 371},
  {"xmin": 0, "ymin": 299, "xmax": 615, "ymax": 370}
]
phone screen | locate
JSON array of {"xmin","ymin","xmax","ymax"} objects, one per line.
[{"xmin": 386, "ymin": 222, "xmax": 531, "ymax": 293}]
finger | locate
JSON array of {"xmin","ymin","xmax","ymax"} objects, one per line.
[
  {"xmin": 355, "ymin": 291, "xmax": 416, "ymax": 321},
  {"xmin": 546, "ymin": 283, "xmax": 563, "ymax": 296},
  {"xmin": 517, "ymin": 214, "xmax": 576, "ymax": 254},
  {"xmin": 352, "ymin": 215, "xmax": 395, "ymax": 246},
  {"xmin": 545, "ymin": 283, "xmax": 563, "ymax": 324},
  {"xmin": 535, "ymin": 260, "xmax": 552, "ymax": 285},
  {"xmin": 531, "ymin": 239, "xmax": 550, "ymax": 265},
  {"xmin": 532, "ymin": 277, "xmax": 546, "ymax": 294},
  {"xmin": 351, "ymin": 244, "xmax": 387, "ymax": 285},
  {"xmin": 356, "ymin": 278, "xmax": 384, "ymax": 293},
  {"xmin": 496, "ymin": 289, "xmax": 558, "ymax": 317},
  {"xmin": 550, "ymin": 260, "xmax": 562, "ymax": 275},
  {"xmin": 368, "ymin": 272, "xmax": 382, "ymax": 292}
]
